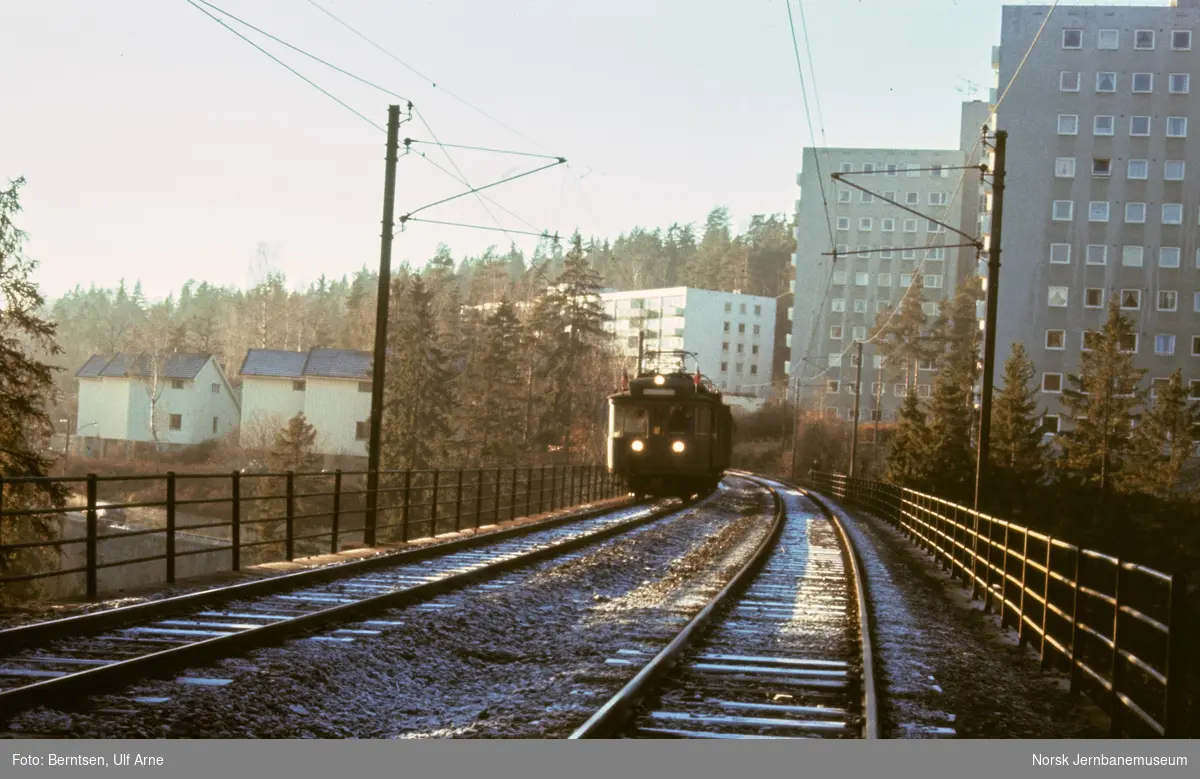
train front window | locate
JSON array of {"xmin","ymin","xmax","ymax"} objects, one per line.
[
  {"xmin": 664, "ymin": 405, "xmax": 693, "ymax": 435},
  {"xmin": 616, "ymin": 406, "xmax": 649, "ymax": 436}
]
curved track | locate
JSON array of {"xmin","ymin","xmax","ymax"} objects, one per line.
[
  {"xmin": 0, "ymin": 498, "xmax": 688, "ymax": 722},
  {"xmin": 570, "ymin": 473, "xmax": 877, "ymax": 739}
]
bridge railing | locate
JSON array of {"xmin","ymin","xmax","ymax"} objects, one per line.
[
  {"xmin": 810, "ymin": 471, "xmax": 1190, "ymax": 739},
  {"xmin": 0, "ymin": 465, "xmax": 621, "ymax": 602}
]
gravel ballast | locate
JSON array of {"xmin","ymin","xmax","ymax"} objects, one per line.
[
  {"xmin": 812, "ymin": 492, "xmax": 1109, "ymax": 738},
  {"xmin": 5, "ymin": 481, "xmax": 774, "ymax": 738}
]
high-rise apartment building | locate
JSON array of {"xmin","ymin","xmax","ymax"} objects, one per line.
[
  {"xmin": 790, "ymin": 101, "xmax": 989, "ymax": 422},
  {"xmin": 993, "ymin": 0, "xmax": 1200, "ymax": 432}
]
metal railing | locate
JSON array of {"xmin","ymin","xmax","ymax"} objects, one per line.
[
  {"xmin": 0, "ymin": 465, "xmax": 622, "ymax": 601},
  {"xmin": 810, "ymin": 472, "xmax": 1191, "ymax": 738}
]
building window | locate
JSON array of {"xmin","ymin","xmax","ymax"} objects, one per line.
[
  {"xmin": 833, "ymin": 271, "xmax": 847, "ymax": 285},
  {"xmin": 836, "ymin": 217, "xmax": 850, "ymax": 231},
  {"xmin": 1048, "ymin": 287, "xmax": 1068, "ymax": 308},
  {"xmin": 904, "ymin": 192, "xmax": 919, "ymax": 205},
  {"xmin": 1166, "ymin": 116, "xmax": 1188, "ymax": 138},
  {"xmin": 1045, "ymin": 330, "xmax": 1066, "ymax": 350},
  {"xmin": 358, "ymin": 381, "xmax": 372, "ymax": 393},
  {"xmin": 1052, "ymin": 200, "xmax": 1073, "ymax": 221},
  {"xmin": 928, "ymin": 247, "xmax": 945, "ymax": 260},
  {"xmin": 754, "ymin": 304, "xmax": 762, "ymax": 316},
  {"xmin": 901, "ymin": 249, "xmax": 916, "ymax": 260},
  {"xmin": 1171, "ymin": 30, "xmax": 1192, "ymax": 50},
  {"xmin": 1193, "ymin": 336, "xmax": 1200, "ymax": 356},
  {"xmin": 831, "ymin": 300, "xmax": 845, "ymax": 312},
  {"xmin": 928, "ymin": 192, "xmax": 948, "ymax": 206},
  {"xmin": 1159, "ymin": 290, "xmax": 1178, "ymax": 311},
  {"xmin": 1125, "ymin": 202, "xmax": 1147, "ymax": 223},
  {"xmin": 863, "ymin": 163, "xmax": 875, "ymax": 175},
  {"xmin": 1092, "ymin": 158, "xmax": 1111, "ymax": 177},
  {"xmin": 1163, "ymin": 203, "xmax": 1184, "ymax": 224},
  {"xmin": 1135, "ymin": 29, "xmax": 1155, "ymax": 50},
  {"xmin": 212, "ymin": 416, "xmax": 219, "ymax": 434},
  {"xmin": 926, "ymin": 220, "xmax": 943, "ymax": 233},
  {"xmin": 1098, "ymin": 29, "xmax": 1119, "ymax": 50},
  {"xmin": 826, "ymin": 380, "xmax": 840, "ymax": 394},
  {"xmin": 885, "ymin": 164, "xmax": 898, "ymax": 177},
  {"xmin": 752, "ymin": 345, "xmax": 759, "ymax": 355},
  {"xmin": 170, "ymin": 379, "xmax": 185, "ymax": 390},
  {"xmin": 859, "ymin": 190, "xmax": 874, "ymax": 204},
  {"xmin": 880, "ymin": 218, "xmax": 895, "ymax": 232},
  {"xmin": 1085, "ymin": 288, "xmax": 1104, "ymax": 308},
  {"xmin": 208, "ymin": 383, "xmax": 219, "ymax": 394},
  {"xmin": 1083, "ymin": 331, "xmax": 1101, "ymax": 352},
  {"xmin": 1089, "ymin": 202, "xmax": 1109, "ymax": 222},
  {"xmin": 877, "ymin": 273, "xmax": 892, "ymax": 287},
  {"xmin": 735, "ymin": 363, "xmax": 743, "ymax": 375},
  {"xmin": 1127, "ymin": 159, "xmax": 1149, "ymax": 179},
  {"xmin": 1169, "ymin": 73, "xmax": 1190, "ymax": 94},
  {"xmin": 839, "ymin": 162, "xmax": 853, "ymax": 173},
  {"xmin": 851, "ymin": 326, "xmax": 866, "ymax": 341},
  {"xmin": 1132, "ymin": 72, "xmax": 1153, "ymax": 93},
  {"xmin": 1054, "ymin": 157, "xmax": 1075, "ymax": 178},
  {"xmin": 752, "ymin": 324, "xmax": 761, "ymax": 335},
  {"xmin": 880, "ymin": 246, "xmax": 894, "ymax": 259},
  {"xmin": 355, "ymin": 421, "xmax": 369, "ymax": 440},
  {"xmin": 931, "ymin": 164, "xmax": 946, "ymax": 178},
  {"xmin": 1042, "ymin": 373, "xmax": 1063, "ymax": 393},
  {"xmin": 722, "ymin": 341, "xmax": 730, "ymax": 351},
  {"xmin": 292, "ymin": 380, "xmax": 306, "ymax": 391},
  {"xmin": 1155, "ymin": 335, "xmax": 1177, "ymax": 356},
  {"xmin": 853, "ymin": 299, "xmax": 868, "ymax": 314},
  {"xmin": 738, "ymin": 323, "xmax": 745, "ymax": 333},
  {"xmin": 1086, "ymin": 245, "xmax": 1107, "ymax": 266},
  {"xmin": 1096, "ymin": 72, "xmax": 1117, "ymax": 92},
  {"xmin": 1049, "ymin": 243, "xmax": 1071, "ymax": 264},
  {"xmin": 1192, "ymin": 381, "xmax": 1200, "ymax": 400},
  {"xmin": 736, "ymin": 343, "xmax": 744, "ymax": 354},
  {"xmin": 1063, "ymin": 29, "xmax": 1082, "ymax": 49},
  {"xmin": 903, "ymin": 218, "xmax": 918, "ymax": 233},
  {"xmin": 858, "ymin": 217, "xmax": 873, "ymax": 231},
  {"xmin": 1042, "ymin": 415, "xmax": 1061, "ymax": 434},
  {"xmin": 1060, "ymin": 71, "xmax": 1080, "ymax": 91},
  {"xmin": 1165, "ymin": 160, "xmax": 1185, "ymax": 181},
  {"xmin": 900, "ymin": 273, "xmax": 913, "ymax": 288},
  {"xmin": 837, "ymin": 189, "xmax": 852, "ymax": 203},
  {"xmin": 723, "ymin": 321, "xmax": 731, "ymax": 332},
  {"xmin": 724, "ymin": 302, "xmax": 732, "ymax": 313},
  {"xmin": 1160, "ymin": 247, "xmax": 1181, "ymax": 268},
  {"xmin": 855, "ymin": 272, "xmax": 869, "ymax": 286},
  {"xmin": 750, "ymin": 365, "xmax": 758, "ymax": 376},
  {"xmin": 1123, "ymin": 246, "xmax": 1144, "ymax": 267},
  {"xmin": 921, "ymin": 302, "xmax": 940, "ymax": 317},
  {"xmin": 1093, "ymin": 116, "xmax": 1114, "ymax": 136},
  {"xmin": 1131, "ymin": 116, "xmax": 1151, "ymax": 136},
  {"xmin": 1120, "ymin": 333, "xmax": 1138, "ymax": 353},
  {"xmin": 1057, "ymin": 114, "xmax": 1078, "ymax": 135},
  {"xmin": 169, "ymin": 414, "xmax": 183, "ymax": 431},
  {"xmin": 925, "ymin": 274, "xmax": 943, "ymax": 289},
  {"xmin": 1121, "ymin": 289, "xmax": 1141, "ymax": 309}
]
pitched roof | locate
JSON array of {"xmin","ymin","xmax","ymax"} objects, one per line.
[
  {"xmin": 76, "ymin": 352, "xmax": 212, "ymax": 380},
  {"xmin": 238, "ymin": 347, "xmax": 372, "ymax": 380}
]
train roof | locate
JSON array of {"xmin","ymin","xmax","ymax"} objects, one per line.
[{"xmin": 609, "ymin": 368, "xmax": 725, "ymax": 402}]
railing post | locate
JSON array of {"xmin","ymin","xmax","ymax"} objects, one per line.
[
  {"xmin": 539, "ymin": 466, "xmax": 547, "ymax": 514},
  {"xmin": 1164, "ymin": 572, "xmax": 1189, "ymax": 737},
  {"xmin": 431, "ymin": 470, "xmax": 441, "ymax": 537},
  {"xmin": 970, "ymin": 509, "xmax": 982, "ymax": 599},
  {"xmin": 982, "ymin": 515, "xmax": 995, "ymax": 613},
  {"xmin": 509, "ymin": 468, "xmax": 518, "ymax": 520},
  {"xmin": 475, "ymin": 470, "xmax": 484, "ymax": 529},
  {"xmin": 1109, "ymin": 560, "xmax": 1127, "ymax": 737},
  {"xmin": 401, "ymin": 469, "xmax": 412, "ymax": 543},
  {"xmin": 525, "ymin": 467, "xmax": 533, "ymax": 516},
  {"xmin": 166, "ymin": 471, "xmax": 177, "ymax": 583},
  {"xmin": 285, "ymin": 471, "xmax": 295, "ymax": 562},
  {"xmin": 231, "ymin": 471, "xmax": 241, "ymax": 572},
  {"xmin": 493, "ymin": 467, "xmax": 502, "ymax": 523},
  {"xmin": 1018, "ymin": 529, "xmax": 1029, "ymax": 646},
  {"xmin": 1069, "ymin": 550, "xmax": 1085, "ymax": 698},
  {"xmin": 364, "ymin": 467, "xmax": 377, "ymax": 548},
  {"xmin": 331, "ymin": 470, "xmax": 342, "ymax": 555},
  {"xmin": 86, "ymin": 474, "xmax": 98, "ymax": 600},
  {"xmin": 1040, "ymin": 537, "xmax": 1053, "ymax": 669},
  {"xmin": 999, "ymin": 521, "xmax": 1011, "ymax": 628},
  {"xmin": 455, "ymin": 468, "xmax": 465, "ymax": 532}
]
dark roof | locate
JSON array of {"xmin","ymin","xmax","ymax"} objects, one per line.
[
  {"xmin": 238, "ymin": 348, "xmax": 372, "ymax": 381},
  {"xmin": 76, "ymin": 352, "xmax": 212, "ymax": 380},
  {"xmin": 239, "ymin": 349, "xmax": 309, "ymax": 378}
]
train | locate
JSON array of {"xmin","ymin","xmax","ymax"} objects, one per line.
[{"xmin": 605, "ymin": 351, "xmax": 733, "ymax": 500}]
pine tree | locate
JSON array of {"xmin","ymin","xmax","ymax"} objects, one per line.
[
  {"xmin": 269, "ymin": 413, "xmax": 320, "ymax": 473},
  {"xmin": 1059, "ymin": 296, "xmax": 1146, "ymax": 489},
  {"xmin": 871, "ymin": 272, "xmax": 932, "ymax": 392},
  {"xmin": 989, "ymin": 343, "xmax": 1047, "ymax": 513},
  {"xmin": 459, "ymin": 299, "xmax": 527, "ymax": 464},
  {"xmin": 1120, "ymin": 369, "xmax": 1198, "ymax": 499},
  {"xmin": 885, "ymin": 390, "xmax": 931, "ymax": 489},
  {"xmin": 0, "ymin": 178, "xmax": 67, "ymax": 595}
]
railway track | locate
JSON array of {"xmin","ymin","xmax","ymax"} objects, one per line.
[
  {"xmin": 0, "ymin": 497, "xmax": 691, "ymax": 723},
  {"xmin": 570, "ymin": 473, "xmax": 877, "ymax": 739}
]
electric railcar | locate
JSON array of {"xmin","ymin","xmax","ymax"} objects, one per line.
[{"xmin": 606, "ymin": 351, "xmax": 733, "ymax": 499}]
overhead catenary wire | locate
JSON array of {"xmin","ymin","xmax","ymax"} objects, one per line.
[
  {"xmin": 784, "ymin": 0, "xmax": 835, "ymax": 249},
  {"xmin": 183, "ymin": 0, "xmax": 384, "ymax": 131}
]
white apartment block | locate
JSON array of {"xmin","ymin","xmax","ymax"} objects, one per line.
[
  {"xmin": 994, "ymin": 1, "xmax": 1200, "ymax": 433},
  {"xmin": 599, "ymin": 287, "xmax": 778, "ymax": 397},
  {"xmin": 791, "ymin": 101, "xmax": 990, "ymax": 422}
]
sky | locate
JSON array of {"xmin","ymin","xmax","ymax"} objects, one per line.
[{"xmin": 1, "ymin": 0, "xmax": 1175, "ymax": 302}]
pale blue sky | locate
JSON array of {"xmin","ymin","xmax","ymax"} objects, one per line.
[{"xmin": 1, "ymin": 0, "xmax": 1171, "ymax": 301}]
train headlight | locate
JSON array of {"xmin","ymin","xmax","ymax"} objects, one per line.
[
  {"xmin": 654, "ymin": 375, "xmax": 665, "ymax": 385},
  {"xmin": 671, "ymin": 440, "xmax": 686, "ymax": 454},
  {"xmin": 630, "ymin": 440, "xmax": 645, "ymax": 453}
]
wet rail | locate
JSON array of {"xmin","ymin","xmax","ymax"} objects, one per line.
[
  {"xmin": 0, "ymin": 499, "xmax": 684, "ymax": 722},
  {"xmin": 570, "ymin": 473, "xmax": 877, "ymax": 739}
]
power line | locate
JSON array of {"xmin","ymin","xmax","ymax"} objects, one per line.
[
  {"xmin": 784, "ymin": 0, "xmax": 835, "ymax": 249},
  {"xmin": 399, "ymin": 159, "xmax": 566, "ymax": 221},
  {"xmin": 404, "ymin": 139, "xmax": 562, "ymax": 162},
  {"xmin": 400, "ymin": 218, "xmax": 559, "ymax": 241},
  {"xmin": 183, "ymin": 0, "xmax": 383, "ymax": 131}
]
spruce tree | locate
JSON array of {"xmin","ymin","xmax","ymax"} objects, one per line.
[
  {"xmin": 461, "ymin": 299, "xmax": 527, "ymax": 465},
  {"xmin": 269, "ymin": 412, "xmax": 320, "ymax": 473},
  {"xmin": 989, "ymin": 343, "xmax": 1047, "ymax": 512},
  {"xmin": 885, "ymin": 390, "xmax": 932, "ymax": 489},
  {"xmin": 1120, "ymin": 369, "xmax": 1198, "ymax": 499},
  {"xmin": 0, "ymin": 178, "xmax": 67, "ymax": 595},
  {"xmin": 871, "ymin": 272, "xmax": 932, "ymax": 392},
  {"xmin": 1059, "ymin": 296, "xmax": 1146, "ymax": 488},
  {"xmin": 922, "ymin": 281, "xmax": 982, "ymax": 499}
]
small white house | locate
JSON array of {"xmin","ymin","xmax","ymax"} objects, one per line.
[
  {"xmin": 75, "ymin": 352, "xmax": 241, "ymax": 452},
  {"xmin": 239, "ymin": 348, "xmax": 373, "ymax": 457}
]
